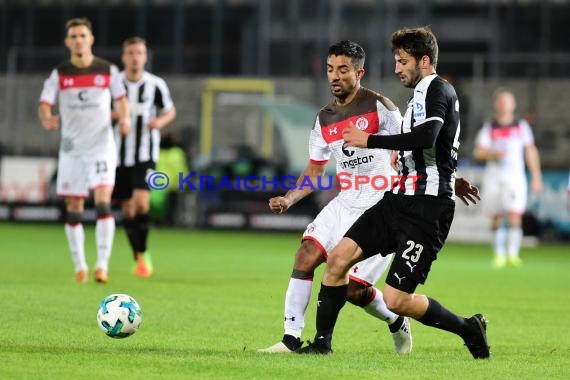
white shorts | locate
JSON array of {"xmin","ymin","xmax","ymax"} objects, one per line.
[
  {"xmin": 56, "ymin": 152, "xmax": 116, "ymax": 198},
  {"xmin": 482, "ymin": 174, "xmax": 527, "ymax": 215},
  {"xmin": 303, "ymin": 197, "xmax": 392, "ymax": 286}
]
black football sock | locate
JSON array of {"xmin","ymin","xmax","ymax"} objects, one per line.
[
  {"xmin": 314, "ymin": 284, "xmax": 348, "ymax": 346},
  {"xmin": 417, "ymin": 297, "xmax": 469, "ymax": 337},
  {"xmin": 123, "ymin": 217, "xmax": 140, "ymax": 260},
  {"xmin": 389, "ymin": 316, "xmax": 405, "ymax": 333},
  {"xmin": 136, "ymin": 213, "xmax": 150, "ymax": 253}
]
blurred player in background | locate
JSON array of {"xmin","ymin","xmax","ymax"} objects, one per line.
[
  {"xmin": 474, "ymin": 88, "xmax": 542, "ymax": 268},
  {"xmin": 259, "ymin": 40, "xmax": 412, "ymax": 354},
  {"xmin": 297, "ymin": 27, "xmax": 489, "ymax": 359},
  {"xmin": 38, "ymin": 18, "xmax": 130, "ymax": 283},
  {"xmin": 112, "ymin": 37, "xmax": 176, "ymax": 277}
]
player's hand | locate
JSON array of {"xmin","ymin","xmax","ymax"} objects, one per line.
[
  {"xmin": 118, "ymin": 117, "xmax": 131, "ymax": 136},
  {"xmin": 268, "ymin": 196, "xmax": 292, "ymax": 214},
  {"xmin": 41, "ymin": 115, "xmax": 59, "ymax": 131},
  {"xmin": 390, "ymin": 150, "xmax": 399, "ymax": 171},
  {"xmin": 342, "ymin": 123, "xmax": 369, "ymax": 148},
  {"xmin": 492, "ymin": 150, "xmax": 506, "ymax": 161},
  {"xmin": 531, "ymin": 177, "xmax": 542, "ymax": 194},
  {"xmin": 148, "ymin": 118, "xmax": 161, "ymax": 130},
  {"xmin": 455, "ymin": 177, "xmax": 480, "ymax": 206}
]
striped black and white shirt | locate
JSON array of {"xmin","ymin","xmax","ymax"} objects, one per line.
[
  {"xmin": 115, "ymin": 71, "xmax": 174, "ymax": 167},
  {"xmin": 395, "ymin": 74, "xmax": 460, "ymax": 200}
]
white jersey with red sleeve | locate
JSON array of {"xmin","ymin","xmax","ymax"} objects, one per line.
[
  {"xmin": 308, "ymin": 87, "xmax": 402, "ymax": 211},
  {"xmin": 476, "ymin": 119, "xmax": 535, "ymax": 214},
  {"xmin": 475, "ymin": 119, "xmax": 534, "ymax": 180},
  {"xmin": 39, "ymin": 57, "xmax": 126, "ymax": 157}
]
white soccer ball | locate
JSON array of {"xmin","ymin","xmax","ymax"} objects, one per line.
[{"xmin": 97, "ymin": 294, "xmax": 142, "ymax": 338}]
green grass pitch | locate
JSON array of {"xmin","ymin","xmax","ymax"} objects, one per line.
[{"xmin": 1, "ymin": 223, "xmax": 569, "ymax": 379}]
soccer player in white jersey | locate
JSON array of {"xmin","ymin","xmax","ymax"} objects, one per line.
[
  {"xmin": 259, "ymin": 40, "xmax": 412, "ymax": 354},
  {"xmin": 112, "ymin": 37, "xmax": 176, "ymax": 277},
  {"xmin": 474, "ymin": 88, "xmax": 542, "ymax": 268},
  {"xmin": 38, "ymin": 18, "xmax": 130, "ymax": 283}
]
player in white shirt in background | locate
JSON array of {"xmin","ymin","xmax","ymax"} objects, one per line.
[
  {"xmin": 39, "ymin": 18, "xmax": 130, "ymax": 283},
  {"xmin": 474, "ymin": 88, "xmax": 542, "ymax": 268}
]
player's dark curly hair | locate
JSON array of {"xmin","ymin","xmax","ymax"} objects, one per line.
[
  {"xmin": 328, "ymin": 40, "xmax": 366, "ymax": 69},
  {"xmin": 391, "ymin": 26, "xmax": 438, "ymax": 69}
]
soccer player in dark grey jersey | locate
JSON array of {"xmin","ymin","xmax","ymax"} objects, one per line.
[
  {"xmin": 298, "ymin": 27, "xmax": 490, "ymax": 359},
  {"xmin": 112, "ymin": 37, "xmax": 176, "ymax": 277}
]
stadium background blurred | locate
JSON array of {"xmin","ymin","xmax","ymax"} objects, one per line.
[{"xmin": 1, "ymin": 0, "xmax": 569, "ymax": 240}]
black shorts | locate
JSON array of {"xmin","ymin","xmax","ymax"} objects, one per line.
[
  {"xmin": 112, "ymin": 161, "xmax": 156, "ymax": 200},
  {"xmin": 345, "ymin": 192, "xmax": 455, "ymax": 293}
]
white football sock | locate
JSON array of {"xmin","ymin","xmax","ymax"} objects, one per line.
[
  {"xmin": 95, "ymin": 217, "xmax": 115, "ymax": 272},
  {"xmin": 284, "ymin": 278, "xmax": 313, "ymax": 338},
  {"xmin": 65, "ymin": 223, "xmax": 87, "ymax": 272},
  {"xmin": 507, "ymin": 227, "xmax": 523, "ymax": 258},
  {"xmin": 363, "ymin": 287, "xmax": 398, "ymax": 324},
  {"xmin": 493, "ymin": 227, "xmax": 507, "ymax": 258}
]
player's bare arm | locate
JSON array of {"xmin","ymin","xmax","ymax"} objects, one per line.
[
  {"xmin": 114, "ymin": 97, "xmax": 131, "ymax": 136},
  {"xmin": 473, "ymin": 145, "xmax": 506, "ymax": 162},
  {"xmin": 110, "ymin": 108, "xmax": 120, "ymax": 123},
  {"xmin": 268, "ymin": 162, "xmax": 326, "ymax": 214},
  {"xmin": 148, "ymin": 107, "xmax": 177, "ymax": 130},
  {"xmin": 524, "ymin": 144, "xmax": 543, "ymax": 193},
  {"xmin": 455, "ymin": 177, "xmax": 481, "ymax": 206},
  {"xmin": 38, "ymin": 103, "xmax": 59, "ymax": 131}
]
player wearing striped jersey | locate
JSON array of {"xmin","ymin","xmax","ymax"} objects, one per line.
[
  {"xmin": 259, "ymin": 41, "xmax": 412, "ymax": 354},
  {"xmin": 39, "ymin": 18, "xmax": 130, "ymax": 284},
  {"xmin": 299, "ymin": 27, "xmax": 489, "ymax": 359},
  {"xmin": 112, "ymin": 37, "xmax": 176, "ymax": 278},
  {"xmin": 474, "ymin": 89, "xmax": 542, "ymax": 268}
]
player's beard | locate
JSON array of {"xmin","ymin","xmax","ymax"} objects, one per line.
[
  {"xmin": 331, "ymin": 83, "xmax": 353, "ymax": 103},
  {"xmin": 407, "ymin": 65, "xmax": 422, "ymax": 88}
]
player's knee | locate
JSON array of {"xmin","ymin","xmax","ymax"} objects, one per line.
[
  {"xmin": 65, "ymin": 212, "xmax": 83, "ymax": 225},
  {"xmin": 121, "ymin": 202, "xmax": 136, "ymax": 219},
  {"xmin": 327, "ymin": 251, "xmax": 353, "ymax": 277},
  {"xmin": 383, "ymin": 291, "xmax": 408, "ymax": 314},
  {"xmin": 95, "ymin": 203, "xmax": 112, "ymax": 219},
  {"xmin": 347, "ymin": 282, "xmax": 373, "ymax": 307},
  {"xmin": 65, "ymin": 198, "xmax": 84, "ymax": 213},
  {"xmin": 294, "ymin": 240, "xmax": 325, "ymax": 272},
  {"xmin": 135, "ymin": 197, "xmax": 150, "ymax": 215},
  {"xmin": 137, "ymin": 203, "xmax": 150, "ymax": 215}
]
